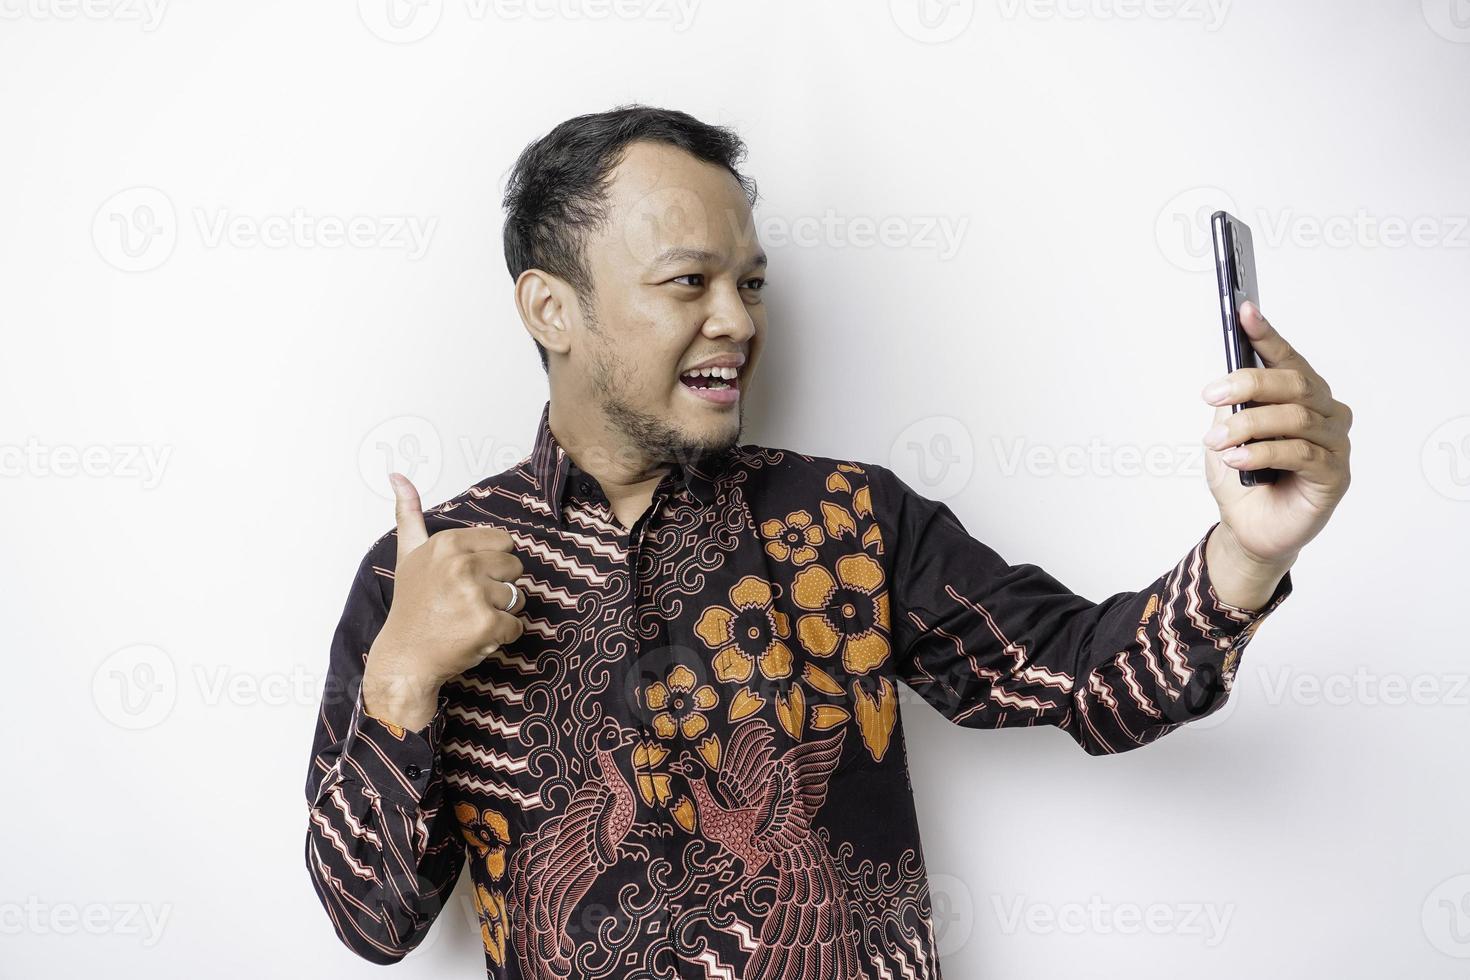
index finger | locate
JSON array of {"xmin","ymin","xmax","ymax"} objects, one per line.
[{"xmin": 433, "ymin": 525, "xmax": 516, "ymax": 554}]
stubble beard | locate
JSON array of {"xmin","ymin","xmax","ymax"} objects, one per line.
[{"xmin": 587, "ymin": 323, "xmax": 742, "ymax": 474}]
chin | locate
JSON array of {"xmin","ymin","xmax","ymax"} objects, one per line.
[
  {"xmin": 687, "ymin": 418, "xmax": 740, "ymax": 451},
  {"xmin": 677, "ymin": 403, "xmax": 742, "ymax": 452},
  {"xmin": 605, "ymin": 388, "xmax": 743, "ymax": 461}
]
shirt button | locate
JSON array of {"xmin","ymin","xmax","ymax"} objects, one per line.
[
  {"xmin": 1206, "ymin": 627, "xmax": 1229, "ymax": 640},
  {"xmin": 405, "ymin": 764, "xmax": 423, "ymax": 779}
]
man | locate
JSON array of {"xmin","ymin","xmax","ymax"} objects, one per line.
[{"xmin": 304, "ymin": 105, "xmax": 1352, "ymax": 978}]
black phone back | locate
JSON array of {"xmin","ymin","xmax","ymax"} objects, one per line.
[{"xmin": 1210, "ymin": 210, "xmax": 1281, "ymax": 486}]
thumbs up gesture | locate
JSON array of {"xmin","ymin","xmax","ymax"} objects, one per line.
[{"xmin": 362, "ymin": 472, "xmax": 526, "ymax": 729}]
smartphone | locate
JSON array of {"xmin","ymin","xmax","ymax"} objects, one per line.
[{"xmin": 1210, "ymin": 210, "xmax": 1281, "ymax": 486}]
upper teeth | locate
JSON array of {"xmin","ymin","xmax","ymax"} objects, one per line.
[{"xmin": 683, "ymin": 366, "xmax": 738, "ymax": 380}]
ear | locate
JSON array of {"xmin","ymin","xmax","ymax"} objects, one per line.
[{"xmin": 514, "ymin": 268, "xmax": 576, "ymax": 359}]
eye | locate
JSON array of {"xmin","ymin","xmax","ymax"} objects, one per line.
[
  {"xmin": 742, "ymin": 277, "xmax": 766, "ymax": 291},
  {"xmin": 670, "ymin": 274, "xmax": 705, "ymax": 287}
]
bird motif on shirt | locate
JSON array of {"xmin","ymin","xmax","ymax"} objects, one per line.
[
  {"xmin": 671, "ymin": 718, "xmax": 860, "ymax": 980},
  {"xmin": 509, "ymin": 719, "xmax": 640, "ymax": 980}
]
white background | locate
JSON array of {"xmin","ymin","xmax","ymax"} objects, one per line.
[{"xmin": 3, "ymin": 0, "xmax": 1468, "ymax": 976}]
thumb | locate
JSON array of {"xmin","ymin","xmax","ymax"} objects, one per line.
[{"xmin": 389, "ymin": 472, "xmax": 429, "ymax": 560}]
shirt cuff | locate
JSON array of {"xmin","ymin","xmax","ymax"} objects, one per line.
[
  {"xmin": 337, "ymin": 689, "xmax": 450, "ymax": 807},
  {"xmin": 1190, "ymin": 523, "xmax": 1294, "ymax": 671}
]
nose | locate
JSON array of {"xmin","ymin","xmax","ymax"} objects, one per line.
[{"xmin": 702, "ymin": 284, "xmax": 757, "ymax": 346}]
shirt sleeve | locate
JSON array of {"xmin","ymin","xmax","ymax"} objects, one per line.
[
  {"xmin": 869, "ymin": 465, "xmax": 1293, "ymax": 755},
  {"xmin": 302, "ymin": 546, "xmax": 466, "ymax": 964}
]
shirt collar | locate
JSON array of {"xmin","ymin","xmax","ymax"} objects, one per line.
[{"xmin": 528, "ymin": 399, "xmax": 729, "ymax": 525}]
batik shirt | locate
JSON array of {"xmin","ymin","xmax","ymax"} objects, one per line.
[{"xmin": 304, "ymin": 398, "xmax": 1293, "ymax": 979}]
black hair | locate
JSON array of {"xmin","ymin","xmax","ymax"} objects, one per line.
[{"xmin": 501, "ymin": 104, "xmax": 758, "ymax": 372}]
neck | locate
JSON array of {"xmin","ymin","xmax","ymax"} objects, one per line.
[{"xmin": 547, "ymin": 398, "xmax": 673, "ymax": 502}]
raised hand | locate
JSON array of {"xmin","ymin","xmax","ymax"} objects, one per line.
[
  {"xmin": 361, "ymin": 472, "xmax": 527, "ymax": 729},
  {"xmin": 1200, "ymin": 302, "xmax": 1353, "ymax": 599}
]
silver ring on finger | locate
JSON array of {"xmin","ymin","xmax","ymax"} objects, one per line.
[{"xmin": 502, "ymin": 581, "xmax": 520, "ymax": 613}]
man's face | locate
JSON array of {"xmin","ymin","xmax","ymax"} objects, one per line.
[{"xmin": 563, "ymin": 140, "xmax": 766, "ymax": 465}]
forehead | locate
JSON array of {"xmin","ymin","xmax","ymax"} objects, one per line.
[{"xmin": 594, "ymin": 141, "xmax": 759, "ymax": 268}]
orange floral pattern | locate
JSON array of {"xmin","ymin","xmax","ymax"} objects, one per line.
[
  {"xmin": 455, "ymin": 804, "xmax": 512, "ymax": 965},
  {"xmin": 792, "ymin": 553, "xmax": 892, "ymax": 676},
  {"xmin": 643, "ymin": 664, "xmax": 719, "ymax": 740},
  {"xmin": 694, "ymin": 575, "xmax": 795, "ymax": 684},
  {"xmin": 759, "ymin": 509, "xmax": 825, "ymax": 565}
]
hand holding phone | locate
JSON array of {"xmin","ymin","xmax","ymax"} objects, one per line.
[{"xmin": 1210, "ymin": 211, "xmax": 1282, "ymax": 486}]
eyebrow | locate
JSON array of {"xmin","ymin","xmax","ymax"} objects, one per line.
[{"xmin": 649, "ymin": 246, "xmax": 768, "ymax": 271}]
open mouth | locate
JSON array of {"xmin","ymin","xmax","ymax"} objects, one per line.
[{"xmin": 678, "ymin": 366, "xmax": 740, "ymax": 392}]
